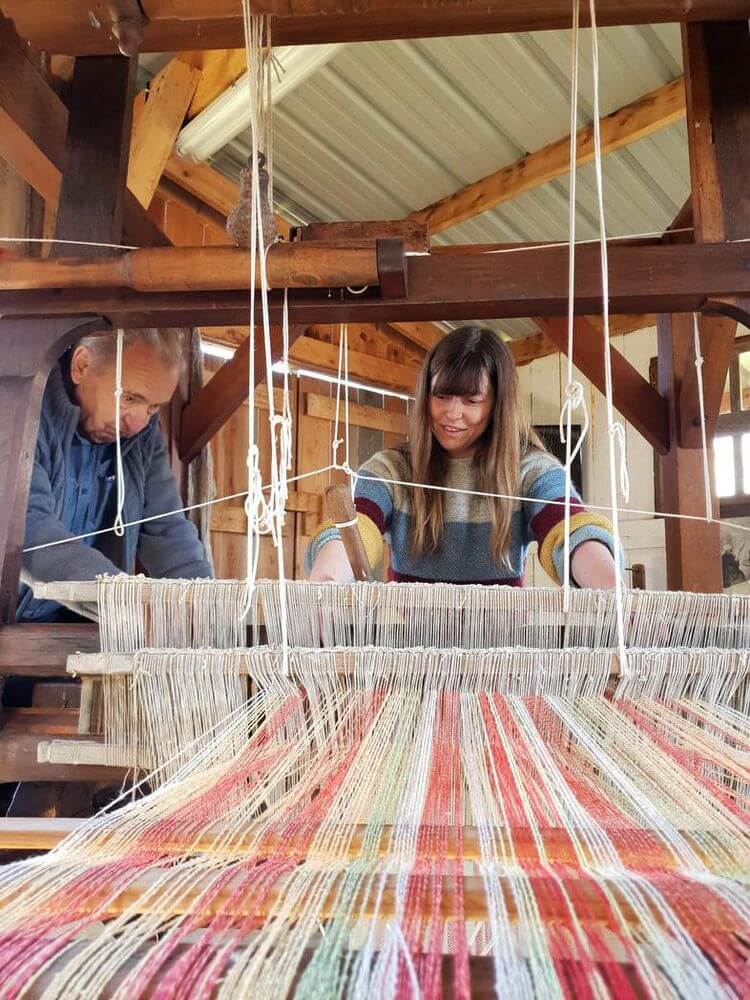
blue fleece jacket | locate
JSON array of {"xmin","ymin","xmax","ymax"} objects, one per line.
[{"xmin": 17, "ymin": 357, "xmax": 211, "ymax": 621}]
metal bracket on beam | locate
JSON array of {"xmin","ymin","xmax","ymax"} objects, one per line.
[
  {"xmin": 107, "ymin": 0, "xmax": 147, "ymax": 57},
  {"xmin": 376, "ymin": 238, "xmax": 407, "ymax": 299}
]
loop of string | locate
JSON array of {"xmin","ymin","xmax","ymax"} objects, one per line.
[
  {"xmin": 609, "ymin": 422, "xmax": 630, "ymax": 502},
  {"xmin": 693, "ymin": 313, "xmax": 714, "ymax": 522},
  {"xmin": 560, "ymin": 0, "xmax": 587, "ymax": 604},
  {"xmin": 113, "ymin": 328, "xmax": 126, "ymax": 538}
]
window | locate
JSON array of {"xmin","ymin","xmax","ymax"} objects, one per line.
[{"xmin": 715, "ymin": 346, "xmax": 750, "ymax": 518}]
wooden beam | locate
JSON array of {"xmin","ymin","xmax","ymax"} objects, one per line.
[
  {"xmin": 0, "ymin": 243, "xmax": 381, "ymax": 293},
  {"xmin": 538, "ymin": 316, "xmax": 670, "ymax": 454},
  {"xmin": 411, "ymin": 78, "xmax": 686, "ymax": 233},
  {"xmin": 507, "ymin": 332, "xmax": 558, "ymax": 367},
  {"xmin": 0, "ymin": 15, "xmax": 65, "ymax": 205},
  {"xmin": 675, "ymin": 22, "xmax": 750, "ymax": 448},
  {"xmin": 0, "ymin": 623, "xmax": 98, "ymax": 677},
  {"xmin": 291, "ymin": 336, "xmax": 419, "ymax": 391},
  {"xmin": 6, "ymin": 2, "xmax": 750, "ymax": 54},
  {"xmin": 306, "ymin": 392, "xmax": 409, "ymax": 434},
  {"xmin": 52, "ymin": 55, "xmax": 137, "ymax": 256},
  {"xmin": 183, "ymin": 49, "xmax": 247, "ymax": 119},
  {"xmin": 0, "ymin": 731, "xmax": 124, "ymax": 783},
  {"xmin": 657, "ymin": 314, "xmax": 723, "ymax": 592},
  {"xmin": 164, "ymin": 152, "xmax": 292, "ymax": 239},
  {"xmin": 386, "ymin": 320, "xmax": 443, "ymax": 353},
  {"xmin": 127, "ymin": 58, "xmax": 200, "ymax": 209},
  {"xmin": 6, "ymin": 242, "xmax": 750, "ymax": 328},
  {"xmin": 180, "ymin": 324, "xmax": 306, "ymax": 462},
  {"xmin": 163, "ymin": 152, "xmax": 242, "ymax": 220},
  {"xmin": 0, "ymin": 31, "xmax": 174, "ymax": 250}
]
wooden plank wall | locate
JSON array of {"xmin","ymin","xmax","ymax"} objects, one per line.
[{"xmin": 202, "ymin": 328, "xmax": 412, "ymax": 581}]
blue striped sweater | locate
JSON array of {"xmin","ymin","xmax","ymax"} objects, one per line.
[{"xmin": 307, "ymin": 448, "xmax": 616, "ymax": 585}]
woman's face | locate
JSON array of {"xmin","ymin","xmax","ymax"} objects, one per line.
[{"xmin": 429, "ymin": 372, "xmax": 495, "ymax": 458}]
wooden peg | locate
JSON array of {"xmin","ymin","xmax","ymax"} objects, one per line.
[{"xmin": 323, "ymin": 485, "xmax": 372, "ymax": 582}]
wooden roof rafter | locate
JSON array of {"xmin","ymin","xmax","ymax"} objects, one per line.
[{"xmin": 4, "ymin": 1, "xmax": 750, "ymax": 54}]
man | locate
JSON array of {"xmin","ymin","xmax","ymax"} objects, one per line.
[{"xmin": 17, "ymin": 328, "xmax": 212, "ymax": 622}]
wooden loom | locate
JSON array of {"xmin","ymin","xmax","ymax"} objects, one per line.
[{"xmin": 0, "ymin": 3, "xmax": 749, "ymax": 995}]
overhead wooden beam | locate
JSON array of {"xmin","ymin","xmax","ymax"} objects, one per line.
[
  {"xmin": 507, "ymin": 332, "xmax": 558, "ymax": 367},
  {"xmin": 5, "ymin": 2, "xmax": 750, "ymax": 54},
  {"xmin": 183, "ymin": 49, "xmax": 247, "ymax": 119},
  {"xmin": 0, "ymin": 243, "xmax": 381, "ymax": 293},
  {"xmin": 5, "ymin": 242, "xmax": 749, "ymax": 329},
  {"xmin": 538, "ymin": 316, "xmax": 670, "ymax": 454},
  {"xmin": 411, "ymin": 78, "xmax": 686, "ymax": 233},
  {"xmin": 127, "ymin": 57, "xmax": 200, "ymax": 209}
]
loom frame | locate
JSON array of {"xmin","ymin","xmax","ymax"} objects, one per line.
[{"xmin": 0, "ymin": 8, "xmax": 747, "ymax": 820}]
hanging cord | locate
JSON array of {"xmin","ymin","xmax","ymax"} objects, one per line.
[
  {"xmin": 113, "ymin": 328, "xmax": 126, "ymax": 538},
  {"xmin": 693, "ymin": 313, "xmax": 715, "ymax": 522},
  {"xmin": 560, "ymin": 0, "xmax": 590, "ymax": 605},
  {"xmin": 587, "ymin": 0, "xmax": 628, "ymax": 663},
  {"xmin": 331, "ymin": 323, "xmax": 353, "ymax": 480}
]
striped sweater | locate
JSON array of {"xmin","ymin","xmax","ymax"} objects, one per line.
[{"xmin": 307, "ymin": 448, "xmax": 615, "ymax": 586}]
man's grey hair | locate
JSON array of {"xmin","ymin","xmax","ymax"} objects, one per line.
[{"xmin": 77, "ymin": 328, "xmax": 187, "ymax": 370}]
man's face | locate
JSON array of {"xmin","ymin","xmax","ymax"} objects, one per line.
[{"xmin": 70, "ymin": 340, "xmax": 179, "ymax": 444}]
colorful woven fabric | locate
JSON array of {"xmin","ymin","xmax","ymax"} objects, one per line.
[
  {"xmin": 306, "ymin": 448, "xmax": 615, "ymax": 584},
  {"xmin": 0, "ymin": 644, "xmax": 748, "ymax": 999}
]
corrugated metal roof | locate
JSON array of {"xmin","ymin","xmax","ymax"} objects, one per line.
[{"xmin": 206, "ymin": 24, "xmax": 687, "ymax": 339}]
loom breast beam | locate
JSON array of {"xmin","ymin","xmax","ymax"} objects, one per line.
[
  {"xmin": 323, "ymin": 485, "xmax": 373, "ymax": 582},
  {"xmin": 0, "ymin": 243, "xmax": 381, "ymax": 293}
]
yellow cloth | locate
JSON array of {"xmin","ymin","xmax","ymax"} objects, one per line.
[
  {"xmin": 313, "ymin": 512, "xmax": 384, "ymax": 571},
  {"xmin": 538, "ymin": 511, "xmax": 615, "ymax": 584}
]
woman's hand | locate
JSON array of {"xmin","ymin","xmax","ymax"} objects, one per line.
[
  {"xmin": 307, "ymin": 539, "xmax": 355, "ymax": 583},
  {"xmin": 570, "ymin": 540, "xmax": 619, "ymax": 590}
]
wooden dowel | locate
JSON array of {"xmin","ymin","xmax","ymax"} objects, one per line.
[
  {"xmin": 67, "ymin": 650, "xmax": 628, "ymax": 678},
  {"xmin": 0, "ymin": 244, "xmax": 380, "ymax": 292},
  {"xmin": 323, "ymin": 485, "xmax": 373, "ymax": 581}
]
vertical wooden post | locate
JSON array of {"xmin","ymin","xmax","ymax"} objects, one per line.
[
  {"xmin": 658, "ymin": 21, "xmax": 750, "ymax": 591},
  {"xmin": 51, "ymin": 56, "xmax": 137, "ymax": 255},
  {"xmin": 657, "ymin": 314, "xmax": 723, "ymax": 593},
  {"xmin": 0, "ymin": 55, "xmax": 136, "ymax": 623}
]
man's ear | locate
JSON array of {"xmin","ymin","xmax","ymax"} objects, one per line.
[{"xmin": 69, "ymin": 345, "xmax": 91, "ymax": 385}]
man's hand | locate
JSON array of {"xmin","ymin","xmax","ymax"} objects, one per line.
[{"xmin": 308, "ymin": 539, "xmax": 355, "ymax": 583}]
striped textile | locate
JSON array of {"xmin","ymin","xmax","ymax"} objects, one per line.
[{"xmin": 308, "ymin": 448, "xmax": 615, "ymax": 584}]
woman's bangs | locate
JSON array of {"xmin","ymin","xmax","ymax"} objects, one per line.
[{"xmin": 430, "ymin": 352, "xmax": 487, "ymax": 397}]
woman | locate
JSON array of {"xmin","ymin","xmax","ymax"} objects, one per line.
[{"xmin": 307, "ymin": 325, "xmax": 618, "ymax": 589}]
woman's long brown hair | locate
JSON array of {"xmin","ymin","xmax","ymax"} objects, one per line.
[{"xmin": 408, "ymin": 325, "xmax": 542, "ymax": 565}]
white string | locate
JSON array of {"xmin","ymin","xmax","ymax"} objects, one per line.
[
  {"xmin": 113, "ymin": 329, "xmax": 126, "ymax": 538},
  {"xmin": 403, "ymin": 227, "xmax": 695, "ymax": 257},
  {"xmin": 0, "ymin": 236, "xmax": 140, "ymax": 250},
  {"xmin": 0, "ymin": 224, "xmax": 706, "ymax": 258},
  {"xmin": 693, "ymin": 313, "xmax": 715, "ymax": 522},
  {"xmin": 561, "ymin": 0, "xmax": 588, "ymax": 602},
  {"xmin": 22, "ymin": 460, "xmax": 750, "ymax": 557},
  {"xmin": 587, "ymin": 0, "xmax": 627, "ymax": 661}
]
